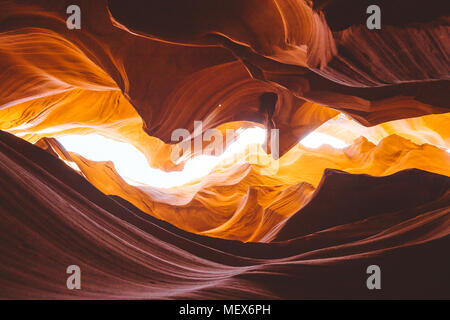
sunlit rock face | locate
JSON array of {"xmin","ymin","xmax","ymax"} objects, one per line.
[{"xmin": 0, "ymin": 0, "xmax": 449, "ymax": 299}]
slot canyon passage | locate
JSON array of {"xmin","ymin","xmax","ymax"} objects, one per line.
[{"xmin": 0, "ymin": 0, "xmax": 449, "ymax": 299}]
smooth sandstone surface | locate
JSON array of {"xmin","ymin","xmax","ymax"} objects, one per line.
[{"xmin": 0, "ymin": 0, "xmax": 448, "ymax": 299}]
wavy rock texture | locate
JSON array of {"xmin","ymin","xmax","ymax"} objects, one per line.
[
  {"xmin": 0, "ymin": 0, "xmax": 449, "ymax": 299},
  {"xmin": 0, "ymin": 131, "xmax": 449, "ymax": 299},
  {"xmin": 36, "ymin": 132, "xmax": 448, "ymax": 243}
]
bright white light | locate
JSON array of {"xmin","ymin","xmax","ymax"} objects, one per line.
[
  {"xmin": 58, "ymin": 127, "xmax": 267, "ymax": 188},
  {"xmin": 300, "ymin": 132, "xmax": 348, "ymax": 149},
  {"xmin": 57, "ymin": 128, "xmax": 349, "ymax": 188}
]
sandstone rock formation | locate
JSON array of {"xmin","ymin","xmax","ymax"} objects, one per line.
[{"xmin": 0, "ymin": 0, "xmax": 448, "ymax": 299}]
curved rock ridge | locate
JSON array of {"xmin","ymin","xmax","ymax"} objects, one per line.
[
  {"xmin": 313, "ymin": 112, "xmax": 450, "ymax": 150},
  {"xmin": 37, "ymin": 131, "xmax": 450, "ymax": 242},
  {"xmin": 0, "ymin": 130, "xmax": 448, "ymax": 299},
  {"xmin": 0, "ymin": 0, "xmax": 449, "ymax": 299},
  {"xmin": 1, "ymin": 1, "xmax": 449, "ymax": 162}
]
